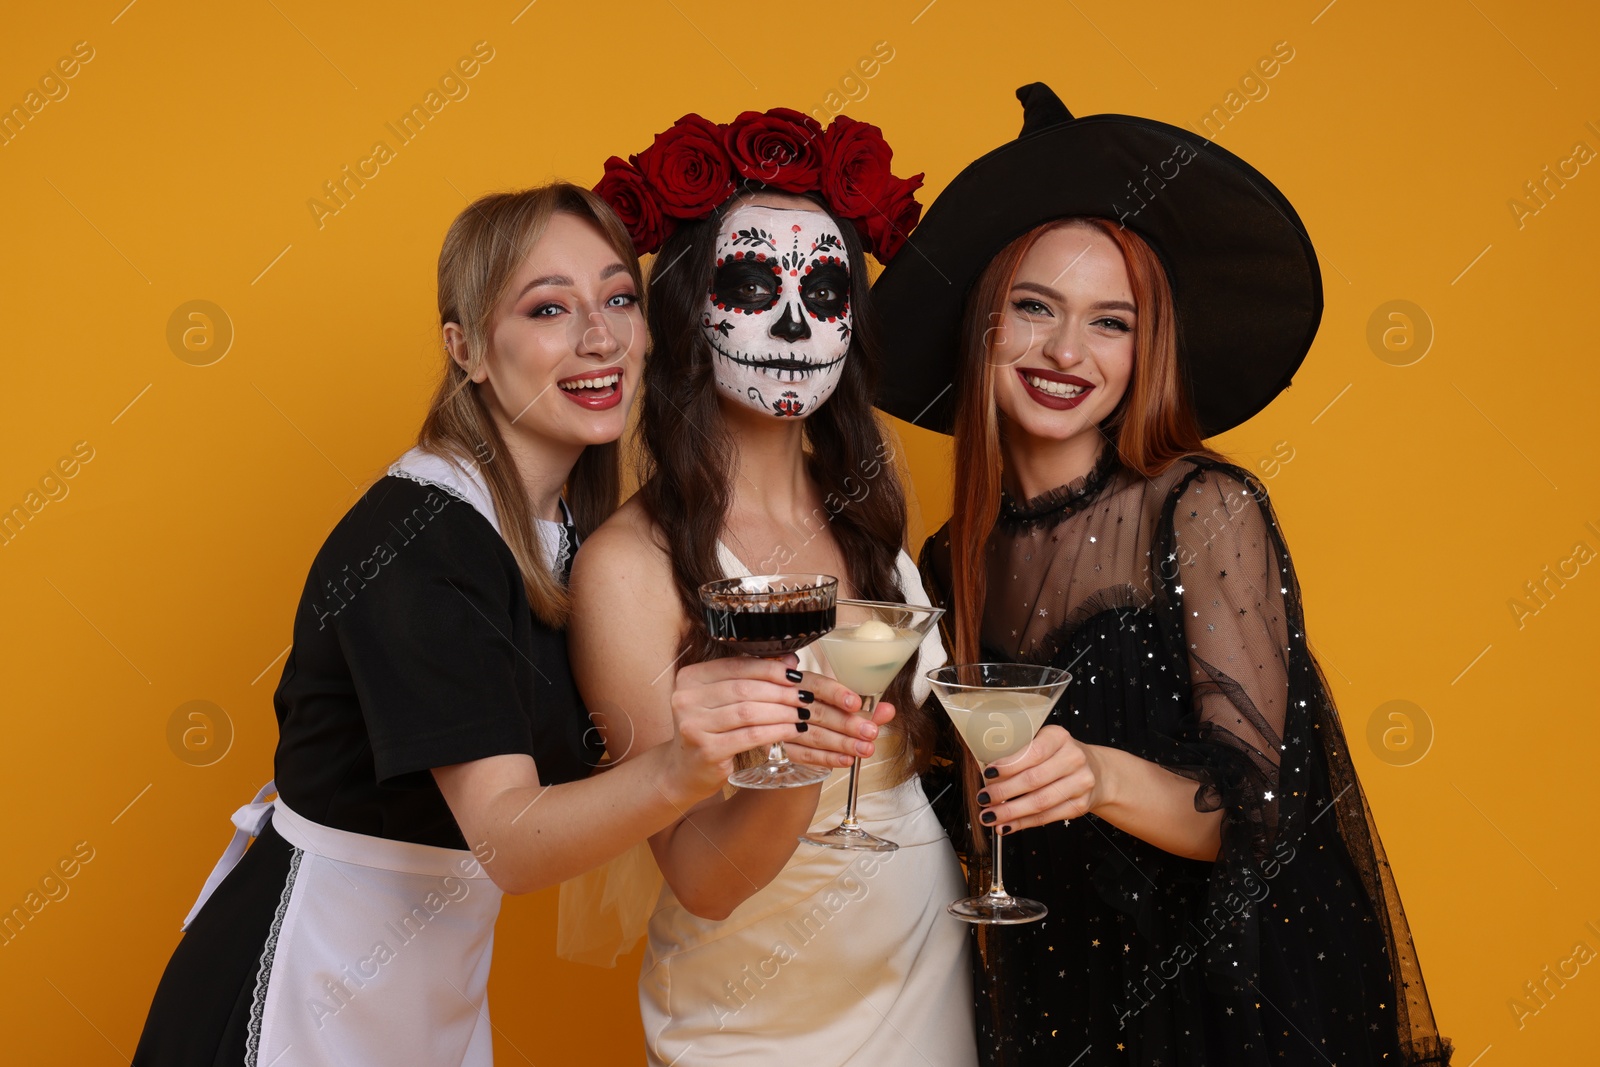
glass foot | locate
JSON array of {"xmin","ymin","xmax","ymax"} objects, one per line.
[
  {"xmin": 798, "ymin": 825, "xmax": 899, "ymax": 852},
  {"xmin": 946, "ymin": 893, "xmax": 1048, "ymax": 924},
  {"xmin": 728, "ymin": 760, "xmax": 830, "ymax": 790}
]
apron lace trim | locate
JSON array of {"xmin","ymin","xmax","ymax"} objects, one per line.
[{"xmin": 245, "ymin": 847, "xmax": 303, "ymax": 1067}]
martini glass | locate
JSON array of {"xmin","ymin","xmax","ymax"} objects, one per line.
[
  {"xmin": 926, "ymin": 663, "xmax": 1072, "ymax": 923},
  {"xmin": 798, "ymin": 599, "xmax": 944, "ymax": 853},
  {"xmin": 700, "ymin": 574, "xmax": 837, "ymax": 789}
]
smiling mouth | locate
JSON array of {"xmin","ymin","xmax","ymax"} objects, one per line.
[
  {"xmin": 708, "ymin": 340, "xmax": 845, "ymax": 382},
  {"xmin": 1022, "ymin": 372, "xmax": 1089, "ymax": 398},
  {"xmin": 557, "ymin": 370, "xmax": 621, "ymax": 394}
]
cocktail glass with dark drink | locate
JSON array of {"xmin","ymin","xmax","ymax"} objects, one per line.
[{"xmin": 700, "ymin": 574, "xmax": 838, "ymax": 789}]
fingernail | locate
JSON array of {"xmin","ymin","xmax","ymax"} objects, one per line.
[
  {"xmin": 983, "ymin": 767, "xmax": 998, "ymax": 780},
  {"xmin": 786, "ymin": 669, "xmax": 804, "ymax": 683},
  {"xmin": 859, "ymin": 722, "xmax": 878, "ymax": 739},
  {"xmin": 1001, "ymin": 825, "xmax": 1013, "ymax": 835},
  {"xmin": 797, "ymin": 707, "xmax": 811, "ymax": 721},
  {"xmin": 980, "ymin": 811, "xmax": 997, "ymax": 824},
  {"xmin": 977, "ymin": 791, "xmax": 991, "ymax": 805},
  {"xmin": 797, "ymin": 690, "xmax": 814, "ymax": 704},
  {"xmin": 796, "ymin": 722, "xmax": 809, "ymax": 733},
  {"xmin": 856, "ymin": 740, "xmax": 872, "ymax": 756}
]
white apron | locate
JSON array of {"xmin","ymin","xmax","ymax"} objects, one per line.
[
  {"xmin": 174, "ymin": 447, "xmax": 572, "ymax": 1065},
  {"xmin": 184, "ymin": 782, "xmax": 503, "ymax": 1066}
]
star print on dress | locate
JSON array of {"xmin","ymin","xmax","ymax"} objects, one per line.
[{"xmin": 917, "ymin": 451, "xmax": 1450, "ymax": 1067}]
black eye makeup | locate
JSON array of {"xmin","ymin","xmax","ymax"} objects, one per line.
[
  {"xmin": 710, "ymin": 259, "xmax": 782, "ymax": 314},
  {"xmin": 800, "ymin": 262, "xmax": 850, "ymax": 321}
]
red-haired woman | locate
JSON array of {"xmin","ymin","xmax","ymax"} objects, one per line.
[{"xmin": 874, "ymin": 86, "xmax": 1452, "ymax": 1066}]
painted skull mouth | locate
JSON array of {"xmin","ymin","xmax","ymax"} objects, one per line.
[{"xmin": 708, "ymin": 339, "xmax": 846, "ymax": 382}]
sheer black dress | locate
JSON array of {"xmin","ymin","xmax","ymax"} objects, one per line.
[{"xmin": 920, "ymin": 449, "xmax": 1450, "ymax": 1067}]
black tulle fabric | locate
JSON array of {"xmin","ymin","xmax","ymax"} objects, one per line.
[{"xmin": 920, "ymin": 450, "xmax": 1451, "ymax": 1067}]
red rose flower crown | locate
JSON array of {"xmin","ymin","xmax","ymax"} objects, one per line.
[{"xmin": 594, "ymin": 107, "xmax": 925, "ymax": 262}]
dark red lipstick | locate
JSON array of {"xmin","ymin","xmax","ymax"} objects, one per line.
[{"xmin": 1016, "ymin": 367, "xmax": 1094, "ymax": 411}]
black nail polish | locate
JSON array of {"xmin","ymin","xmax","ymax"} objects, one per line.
[
  {"xmin": 983, "ymin": 767, "xmax": 998, "ymax": 780},
  {"xmin": 786, "ymin": 669, "xmax": 804, "ymax": 683},
  {"xmin": 1001, "ymin": 825, "xmax": 1013, "ymax": 835},
  {"xmin": 980, "ymin": 810, "xmax": 996, "ymax": 824},
  {"xmin": 795, "ymin": 721, "xmax": 809, "ymax": 733},
  {"xmin": 797, "ymin": 707, "xmax": 811, "ymax": 721},
  {"xmin": 977, "ymin": 791, "xmax": 991, "ymax": 805},
  {"xmin": 797, "ymin": 690, "xmax": 814, "ymax": 704}
]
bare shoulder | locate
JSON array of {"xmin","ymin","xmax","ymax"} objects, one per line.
[
  {"xmin": 568, "ymin": 498, "xmax": 685, "ymax": 755},
  {"xmin": 570, "ymin": 496, "xmax": 677, "ymax": 617}
]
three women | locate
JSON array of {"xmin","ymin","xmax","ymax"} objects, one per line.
[{"xmin": 139, "ymin": 86, "xmax": 1448, "ymax": 1065}]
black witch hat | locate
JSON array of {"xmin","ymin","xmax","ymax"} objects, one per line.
[{"xmin": 872, "ymin": 83, "xmax": 1322, "ymax": 437}]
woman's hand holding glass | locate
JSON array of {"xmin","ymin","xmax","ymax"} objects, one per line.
[
  {"xmin": 978, "ymin": 724, "xmax": 1107, "ymax": 834},
  {"xmin": 664, "ymin": 655, "xmax": 894, "ymax": 797}
]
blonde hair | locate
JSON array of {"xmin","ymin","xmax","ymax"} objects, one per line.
[{"xmin": 421, "ymin": 182, "xmax": 643, "ymax": 627}]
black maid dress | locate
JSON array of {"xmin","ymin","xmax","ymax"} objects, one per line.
[{"xmin": 134, "ymin": 474, "xmax": 602, "ymax": 1065}]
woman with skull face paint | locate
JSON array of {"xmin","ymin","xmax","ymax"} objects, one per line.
[
  {"xmin": 574, "ymin": 111, "xmax": 977, "ymax": 1065},
  {"xmin": 875, "ymin": 87, "xmax": 1452, "ymax": 1066}
]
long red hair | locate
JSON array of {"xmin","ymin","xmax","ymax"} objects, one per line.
[{"xmin": 945, "ymin": 218, "xmax": 1220, "ymax": 857}]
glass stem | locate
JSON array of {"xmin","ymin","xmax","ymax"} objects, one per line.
[
  {"xmin": 838, "ymin": 693, "xmax": 876, "ymax": 830},
  {"xmin": 988, "ymin": 822, "xmax": 1009, "ymax": 899},
  {"xmin": 760, "ymin": 655, "xmax": 793, "ymax": 768}
]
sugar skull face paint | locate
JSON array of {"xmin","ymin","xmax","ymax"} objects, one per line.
[{"xmin": 701, "ymin": 204, "xmax": 852, "ymax": 419}]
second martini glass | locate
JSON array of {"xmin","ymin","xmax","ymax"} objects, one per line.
[
  {"xmin": 926, "ymin": 662, "xmax": 1071, "ymax": 923},
  {"xmin": 798, "ymin": 599, "xmax": 943, "ymax": 852}
]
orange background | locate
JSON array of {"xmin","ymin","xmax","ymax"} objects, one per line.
[{"xmin": 2, "ymin": 1, "xmax": 1597, "ymax": 1062}]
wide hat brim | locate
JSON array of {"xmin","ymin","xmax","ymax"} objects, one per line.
[{"xmin": 872, "ymin": 84, "xmax": 1322, "ymax": 437}]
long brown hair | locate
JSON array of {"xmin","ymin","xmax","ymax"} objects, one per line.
[
  {"xmin": 636, "ymin": 188, "xmax": 934, "ymax": 778},
  {"xmin": 421, "ymin": 182, "xmax": 640, "ymax": 628},
  {"xmin": 946, "ymin": 218, "xmax": 1219, "ymax": 843}
]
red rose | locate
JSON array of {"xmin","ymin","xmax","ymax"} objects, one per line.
[
  {"xmin": 724, "ymin": 108, "xmax": 825, "ymax": 194},
  {"xmin": 856, "ymin": 173, "xmax": 925, "ymax": 262},
  {"xmin": 822, "ymin": 115, "xmax": 893, "ymax": 220},
  {"xmin": 633, "ymin": 114, "xmax": 733, "ymax": 219},
  {"xmin": 593, "ymin": 155, "xmax": 671, "ymax": 254}
]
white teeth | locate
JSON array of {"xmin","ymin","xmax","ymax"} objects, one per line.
[
  {"xmin": 1026, "ymin": 374, "xmax": 1085, "ymax": 398},
  {"xmin": 559, "ymin": 372, "xmax": 620, "ymax": 392}
]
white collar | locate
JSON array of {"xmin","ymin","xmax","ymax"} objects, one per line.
[{"xmin": 388, "ymin": 447, "xmax": 573, "ymax": 578}]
